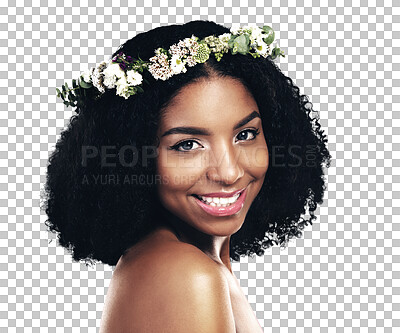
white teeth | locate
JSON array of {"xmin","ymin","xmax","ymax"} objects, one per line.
[
  {"xmin": 228, "ymin": 194, "xmax": 240, "ymax": 203},
  {"xmin": 197, "ymin": 192, "xmax": 241, "ymax": 207},
  {"xmin": 220, "ymin": 197, "xmax": 229, "ymax": 205},
  {"xmin": 212, "ymin": 197, "xmax": 220, "ymax": 204}
]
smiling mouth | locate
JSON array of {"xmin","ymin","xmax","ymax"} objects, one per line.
[
  {"xmin": 191, "ymin": 187, "xmax": 248, "ymax": 217},
  {"xmin": 191, "ymin": 191, "xmax": 243, "ymax": 207}
]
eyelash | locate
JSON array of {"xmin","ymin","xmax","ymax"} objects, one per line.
[{"xmin": 169, "ymin": 128, "xmax": 261, "ymax": 152}]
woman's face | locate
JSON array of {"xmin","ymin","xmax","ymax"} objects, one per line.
[{"xmin": 156, "ymin": 76, "xmax": 269, "ymax": 237}]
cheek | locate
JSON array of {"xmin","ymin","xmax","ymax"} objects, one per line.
[
  {"xmin": 156, "ymin": 150, "xmax": 204, "ymax": 193},
  {"xmin": 253, "ymin": 144, "xmax": 269, "ymax": 176},
  {"xmin": 240, "ymin": 141, "xmax": 269, "ymax": 179}
]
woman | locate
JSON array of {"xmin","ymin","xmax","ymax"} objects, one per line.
[{"xmin": 42, "ymin": 20, "xmax": 331, "ymax": 332}]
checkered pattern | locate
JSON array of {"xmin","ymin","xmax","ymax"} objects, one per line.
[{"xmin": 1, "ymin": 0, "xmax": 398, "ymax": 331}]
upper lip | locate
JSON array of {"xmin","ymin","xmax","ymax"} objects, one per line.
[{"xmin": 193, "ymin": 187, "xmax": 246, "ymax": 198}]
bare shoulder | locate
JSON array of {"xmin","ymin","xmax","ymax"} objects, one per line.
[{"xmin": 99, "ymin": 238, "xmax": 236, "ymax": 333}]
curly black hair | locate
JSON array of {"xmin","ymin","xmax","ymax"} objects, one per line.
[{"xmin": 41, "ymin": 20, "xmax": 331, "ymax": 266}]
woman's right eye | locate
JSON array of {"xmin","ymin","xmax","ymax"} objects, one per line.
[{"xmin": 169, "ymin": 140, "xmax": 203, "ymax": 152}]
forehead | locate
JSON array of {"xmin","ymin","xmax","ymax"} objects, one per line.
[{"xmin": 159, "ymin": 77, "xmax": 259, "ymax": 131}]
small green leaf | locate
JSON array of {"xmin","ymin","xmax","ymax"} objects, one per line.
[
  {"xmin": 79, "ymin": 79, "xmax": 92, "ymax": 89},
  {"xmin": 228, "ymin": 36, "xmax": 236, "ymax": 50},
  {"xmin": 262, "ymin": 26, "xmax": 275, "ymax": 45},
  {"xmin": 136, "ymin": 86, "xmax": 144, "ymax": 93},
  {"xmin": 56, "ymin": 88, "xmax": 61, "ymax": 97},
  {"xmin": 234, "ymin": 34, "xmax": 250, "ymax": 55},
  {"xmin": 68, "ymin": 92, "xmax": 76, "ymax": 102},
  {"xmin": 62, "ymin": 84, "xmax": 67, "ymax": 95},
  {"xmin": 270, "ymin": 47, "xmax": 284, "ymax": 60}
]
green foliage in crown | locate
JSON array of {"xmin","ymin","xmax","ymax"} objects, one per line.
[{"xmin": 56, "ymin": 25, "xmax": 285, "ymax": 109}]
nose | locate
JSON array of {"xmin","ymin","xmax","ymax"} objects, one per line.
[{"xmin": 205, "ymin": 144, "xmax": 244, "ymax": 185}]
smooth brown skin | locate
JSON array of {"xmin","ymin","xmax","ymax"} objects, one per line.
[{"xmin": 100, "ymin": 77, "xmax": 269, "ymax": 332}]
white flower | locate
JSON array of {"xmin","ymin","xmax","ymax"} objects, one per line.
[
  {"xmin": 126, "ymin": 70, "xmax": 143, "ymax": 86},
  {"xmin": 255, "ymin": 38, "xmax": 269, "ymax": 57},
  {"xmin": 103, "ymin": 63, "xmax": 125, "ymax": 88},
  {"xmin": 250, "ymin": 26, "xmax": 263, "ymax": 40},
  {"xmin": 81, "ymin": 68, "xmax": 93, "ymax": 83},
  {"xmin": 218, "ymin": 33, "xmax": 231, "ymax": 43},
  {"xmin": 106, "ymin": 62, "xmax": 125, "ymax": 78},
  {"xmin": 243, "ymin": 23, "xmax": 257, "ymax": 31},
  {"xmin": 230, "ymin": 24, "xmax": 241, "ymax": 35},
  {"xmin": 183, "ymin": 38, "xmax": 191, "ymax": 48},
  {"xmin": 183, "ymin": 35, "xmax": 197, "ymax": 47},
  {"xmin": 218, "ymin": 33, "xmax": 231, "ymax": 49},
  {"xmin": 115, "ymin": 76, "xmax": 130, "ymax": 99},
  {"xmin": 170, "ymin": 54, "xmax": 185, "ymax": 74},
  {"xmin": 103, "ymin": 75, "xmax": 117, "ymax": 88}
]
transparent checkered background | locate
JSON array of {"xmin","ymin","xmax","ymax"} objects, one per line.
[{"xmin": 1, "ymin": 0, "xmax": 398, "ymax": 332}]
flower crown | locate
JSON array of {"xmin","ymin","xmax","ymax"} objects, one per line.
[{"xmin": 57, "ymin": 25, "xmax": 284, "ymax": 108}]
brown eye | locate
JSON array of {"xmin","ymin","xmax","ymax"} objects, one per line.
[
  {"xmin": 235, "ymin": 129, "xmax": 260, "ymax": 142},
  {"xmin": 170, "ymin": 140, "xmax": 202, "ymax": 152}
]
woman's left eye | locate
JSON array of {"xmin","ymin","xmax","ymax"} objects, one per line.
[
  {"xmin": 170, "ymin": 140, "xmax": 203, "ymax": 152},
  {"xmin": 235, "ymin": 129, "xmax": 260, "ymax": 142}
]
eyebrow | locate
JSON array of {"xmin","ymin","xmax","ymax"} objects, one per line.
[{"xmin": 161, "ymin": 111, "xmax": 261, "ymax": 137}]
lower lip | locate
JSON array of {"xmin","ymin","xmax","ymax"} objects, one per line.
[{"xmin": 192, "ymin": 188, "xmax": 247, "ymax": 217}]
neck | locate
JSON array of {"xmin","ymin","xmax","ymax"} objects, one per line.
[{"xmin": 154, "ymin": 203, "xmax": 233, "ymax": 273}]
